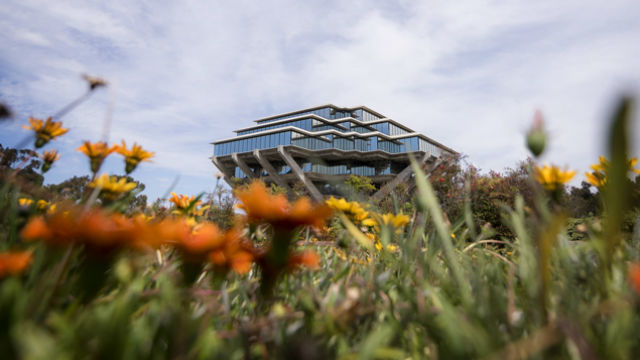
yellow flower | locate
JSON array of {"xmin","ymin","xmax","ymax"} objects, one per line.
[
  {"xmin": 591, "ymin": 156, "xmax": 609, "ymax": 172},
  {"xmin": 88, "ymin": 174, "xmax": 137, "ymax": 200},
  {"xmin": 169, "ymin": 192, "xmax": 209, "ymax": 217},
  {"xmin": 361, "ymin": 218, "xmax": 378, "ymax": 227},
  {"xmin": 534, "ymin": 164, "xmax": 576, "ymax": 191},
  {"xmin": 18, "ymin": 198, "xmax": 33, "ymax": 207},
  {"xmin": 23, "ymin": 117, "xmax": 69, "ymax": 148},
  {"xmin": 374, "ymin": 241, "xmax": 398, "ymax": 253},
  {"xmin": 386, "ymin": 244, "xmax": 398, "ymax": 252},
  {"xmin": 115, "ymin": 140, "xmax": 154, "ymax": 174},
  {"xmin": 169, "ymin": 192, "xmax": 201, "ymax": 210},
  {"xmin": 325, "ymin": 197, "xmax": 373, "ymax": 225},
  {"xmin": 630, "ymin": 157, "xmax": 640, "ymax": 175},
  {"xmin": 381, "ymin": 213, "xmax": 410, "ymax": 228},
  {"xmin": 585, "ymin": 171, "xmax": 606, "ymax": 188},
  {"xmin": 47, "ymin": 203, "xmax": 57, "ymax": 214},
  {"xmin": 375, "ymin": 241, "xmax": 382, "ymax": 251},
  {"xmin": 77, "ymin": 141, "xmax": 117, "ymax": 174},
  {"xmin": 584, "ymin": 156, "xmax": 640, "ymax": 188},
  {"xmin": 134, "ymin": 213, "xmax": 153, "ymax": 222},
  {"xmin": 36, "ymin": 200, "xmax": 50, "ymax": 211},
  {"xmin": 325, "ymin": 197, "xmax": 352, "ymax": 212}
]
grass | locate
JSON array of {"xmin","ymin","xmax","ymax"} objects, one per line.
[{"xmin": 1, "ymin": 80, "xmax": 640, "ymax": 359}]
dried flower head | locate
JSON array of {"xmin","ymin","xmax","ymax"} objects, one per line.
[
  {"xmin": 40, "ymin": 149, "xmax": 60, "ymax": 173},
  {"xmin": 82, "ymin": 74, "xmax": 108, "ymax": 90}
]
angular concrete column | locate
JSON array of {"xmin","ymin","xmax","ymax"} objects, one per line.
[
  {"xmin": 253, "ymin": 149, "xmax": 291, "ymax": 190},
  {"xmin": 211, "ymin": 156, "xmax": 234, "ymax": 187},
  {"xmin": 277, "ymin": 146, "xmax": 323, "ymax": 202},
  {"xmin": 372, "ymin": 152, "xmax": 433, "ymax": 201},
  {"xmin": 232, "ymin": 153, "xmax": 257, "ymax": 179}
]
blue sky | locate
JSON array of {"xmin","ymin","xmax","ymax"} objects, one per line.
[{"xmin": 1, "ymin": 0, "xmax": 639, "ymax": 200}]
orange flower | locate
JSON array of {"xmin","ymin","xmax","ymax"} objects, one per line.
[
  {"xmin": 235, "ymin": 181, "xmax": 332, "ymax": 229},
  {"xmin": 115, "ymin": 140, "xmax": 154, "ymax": 174},
  {"xmin": 288, "ymin": 250, "xmax": 320, "ymax": 270},
  {"xmin": 629, "ymin": 263, "xmax": 640, "ymax": 294},
  {"xmin": 173, "ymin": 222, "xmax": 225, "ymax": 260},
  {"xmin": 0, "ymin": 251, "xmax": 32, "ymax": 278},
  {"xmin": 40, "ymin": 149, "xmax": 60, "ymax": 173},
  {"xmin": 207, "ymin": 227, "xmax": 254, "ymax": 274},
  {"xmin": 77, "ymin": 141, "xmax": 117, "ymax": 173},
  {"xmin": 23, "ymin": 117, "xmax": 69, "ymax": 148},
  {"xmin": 21, "ymin": 207, "xmax": 138, "ymax": 253},
  {"xmin": 169, "ymin": 192, "xmax": 209, "ymax": 217},
  {"xmin": 169, "ymin": 192, "xmax": 200, "ymax": 210}
]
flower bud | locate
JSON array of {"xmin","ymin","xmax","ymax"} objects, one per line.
[
  {"xmin": 125, "ymin": 160, "xmax": 138, "ymax": 174},
  {"xmin": 35, "ymin": 137, "xmax": 48, "ymax": 148},
  {"xmin": 41, "ymin": 162, "xmax": 52, "ymax": 173},
  {"xmin": 526, "ymin": 110, "xmax": 546, "ymax": 157}
]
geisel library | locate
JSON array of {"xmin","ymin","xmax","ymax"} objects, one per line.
[{"xmin": 211, "ymin": 105, "xmax": 457, "ymax": 201}]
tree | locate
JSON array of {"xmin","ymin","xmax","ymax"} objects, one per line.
[
  {"xmin": 565, "ymin": 181, "xmax": 601, "ymax": 218},
  {"xmin": 45, "ymin": 175, "xmax": 91, "ymax": 201},
  {"xmin": 0, "ymin": 144, "xmax": 43, "ymax": 188}
]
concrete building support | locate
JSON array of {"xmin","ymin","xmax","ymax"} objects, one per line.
[
  {"xmin": 211, "ymin": 156, "xmax": 234, "ymax": 187},
  {"xmin": 253, "ymin": 150, "xmax": 291, "ymax": 191},
  {"xmin": 372, "ymin": 152, "xmax": 433, "ymax": 201},
  {"xmin": 232, "ymin": 153, "xmax": 258, "ymax": 179},
  {"xmin": 277, "ymin": 146, "xmax": 323, "ymax": 202}
]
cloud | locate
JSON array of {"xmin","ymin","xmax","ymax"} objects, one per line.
[{"xmin": 1, "ymin": 0, "xmax": 639, "ymax": 199}]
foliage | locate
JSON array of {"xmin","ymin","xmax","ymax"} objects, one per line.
[
  {"xmin": 204, "ymin": 178, "xmax": 236, "ymax": 230},
  {"xmin": 565, "ymin": 181, "xmax": 601, "ymax": 217},
  {"xmin": 44, "ymin": 175, "xmax": 90, "ymax": 201},
  {"xmin": 343, "ymin": 174, "xmax": 376, "ymax": 195},
  {"xmin": 3, "ymin": 77, "xmax": 640, "ymax": 359},
  {"xmin": 0, "ymin": 144, "xmax": 43, "ymax": 188}
]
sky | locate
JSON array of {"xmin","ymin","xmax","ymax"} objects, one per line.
[{"xmin": 1, "ymin": 0, "xmax": 639, "ymax": 201}]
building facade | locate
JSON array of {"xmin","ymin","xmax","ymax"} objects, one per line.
[{"xmin": 211, "ymin": 105, "xmax": 456, "ymax": 200}]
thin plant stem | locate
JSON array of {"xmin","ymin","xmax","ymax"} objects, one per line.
[{"xmin": 51, "ymin": 90, "xmax": 92, "ymax": 120}]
